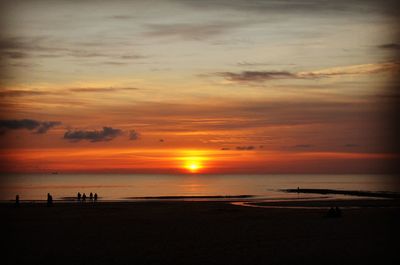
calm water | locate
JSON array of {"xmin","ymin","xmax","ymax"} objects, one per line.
[{"xmin": 0, "ymin": 174, "xmax": 399, "ymax": 201}]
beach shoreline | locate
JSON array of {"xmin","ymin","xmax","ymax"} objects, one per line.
[{"xmin": 283, "ymin": 188, "xmax": 400, "ymax": 199}]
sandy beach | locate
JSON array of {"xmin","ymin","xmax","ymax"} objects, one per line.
[{"xmin": 3, "ymin": 198, "xmax": 400, "ymax": 265}]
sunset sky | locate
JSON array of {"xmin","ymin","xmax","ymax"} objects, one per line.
[{"xmin": 1, "ymin": 0, "xmax": 399, "ymax": 174}]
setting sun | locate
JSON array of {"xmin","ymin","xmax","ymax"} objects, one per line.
[
  {"xmin": 178, "ymin": 150, "xmax": 209, "ymax": 173},
  {"xmin": 184, "ymin": 160, "xmax": 203, "ymax": 173}
]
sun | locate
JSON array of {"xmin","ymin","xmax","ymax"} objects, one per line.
[
  {"xmin": 184, "ymin": 160, "xmax": 202, "ymax": 173},
  {"xmin": 179, "ymin": 151, "xmax": 208, "ymax": 173}
]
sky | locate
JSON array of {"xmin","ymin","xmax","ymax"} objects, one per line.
[{"xmin": 0, "ymin": 0, "xmax": 399, "ymax": 174}]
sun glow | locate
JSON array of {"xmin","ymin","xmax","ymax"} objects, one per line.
[
  {"xmin": 183, "ymin": 156, "xmax": 204, "ymax": 173},
  {"xmin": 185, "ymin": 161, "xmax": 202, "ymax": 173}
]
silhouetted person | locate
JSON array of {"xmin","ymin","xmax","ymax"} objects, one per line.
[
  {"xmin": 15, "ymin": 195, "xmax": 20, "ymax": 207},
  {"xmin": 327, "ymin": 206, "xmax": 342, "ymax": 218},
  {"xmin": 94, "ymin": 193, "xmax": 98, "ymax": 202},
  {"xmin": 335, "ymin": 206, "xmax": 342, "ymax": 217},
  {"xmin": 89, "ymin": 192, "xmax": 93, "ymax": 201},
  {"xmin": 82, "ymin": 193, "xmax": 86, "ymax": 202},
  {"xmin": 47, "ymin": 193, "xmax": 53, "ymax": 207},
  {"xmin": 77, "ymin": 192, "xmax": 81, "ymax": 202},
  {"xmin": 327, "ymin": 207, "xmax": 335, "ymax": 217}
]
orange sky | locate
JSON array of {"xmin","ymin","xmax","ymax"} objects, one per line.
[
  {"xmin": 0, "ymin": 0, "xmax": 399, "ymax": 174},
  {"xmin": 0, "ymin": 147, "xmax": 397, "ymax": 174}
]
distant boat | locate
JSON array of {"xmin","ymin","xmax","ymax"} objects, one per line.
[{"xmin": 51, "ymin": 172, "xmax": 59, "ymax": 175}]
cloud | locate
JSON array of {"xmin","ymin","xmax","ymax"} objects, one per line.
[
  {"xmin": 69, "ymin": 87, "xmax": 138, "ymax": 93},
  {"xmin": 119, "ymin": 54, "xmax": 145, "ymax": 60},
  {"xmin": 0, "ymin": 36, "xmax": 146, "ymax": 62},
  {"xmin": 0, "ymin": 36, "xmax": 67, "ymax": 59},
  {"xmin": 0, "ymin": 51, "xmax": 30, "ymax": 59},
  {"xmin": 236, "ymin": 146, "xmax": 255, "ymax": 150},
  {"xmin": 375, "ymin": 92, "xmax": 400, "ymax": 102},
  {"xmin": 0, "ymin": 89, "xmax": 54, "ymax": 97},
  {"xmin": 344, "ymin": 143, "xmax": 360, "ymax": 148},
  {"xmin": 217, "ymin": 62, "xmax": 400, "ymax": 83},
  {"xmin": 0, "ymin": 119, "xmax": 61, "ymax": 134},
  {"xmin": 64, "ymin": 127, "xmax": 122, "ymax": 142},
  {"xmin": 378, "ymin": 43, "xmax": 400, "ymax": 50},
  {"xmin": 36, "ymin": 121, "xmax": 62, "ymax": 134},
  {"xmin": 236, "ymin": 61, "xmax": 296, "ymax": 67},
  {"xmin": 297, "ymin": 62, "xmax": 400, "ymax": 78},
  {"xmin": 218, "ymin": 71, "xmax": 295, "ymax": 82},
  {"xmin": 143, "ymin": 21, "xmax": 243, "ymax": 40},
  {"xmin": 292, "ymin": 144, "xmax": 314, "ymax": 148},
  {"xmin": 109, "ymin": 15, "xmax": 136, "ymax": 20},
  {"xmin": 216, "ymin": 70, "xmax": 296, "ymax": 83},
  {"xmin": 178, "ymin": 0, "xmax": 400, "ymax": 17},
  {"xmin": 0, "ymin": 87, "xmax": 139, "ymax": 98},
  {"xmin": 129, "ymin": 130, "xmax": 139, "ymax": 140}
]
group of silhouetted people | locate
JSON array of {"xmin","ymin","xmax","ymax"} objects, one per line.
[
  {"xmin": 77, "ymin": 192, "xmax": 98, "ymax": 202},
  {"xmin": 15, "ymin": 192, "xmax": 99, "ymax": 207},
  {"xmin": 327, "ymin": 206, "xmax": 342, "ymax": 218}
]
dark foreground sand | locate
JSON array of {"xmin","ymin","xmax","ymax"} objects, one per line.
[{"xmin": 2, "ymin": 199, "xmax": 400, "ymax": 265}]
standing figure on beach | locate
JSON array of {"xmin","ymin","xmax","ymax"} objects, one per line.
[
  {"xmin": 82, "ymin": 193, "xmax": 86, "ymax": 202},
  {"xmin": 94, "ymin": 193, "xmax": 98, "ymax": 202},
  {"xmin": 89, "ymin": 192, "xmax": 93, "ymax": 201},
  {"xmin": 327, "ymin": 206, "xmax": 342, "ymax": 218},
  {"xmin": 47, "ymin": 193, "xmax": 53, "ymax": 207},
  {"xmin": 327, "ymin": 207, "xmax": 335, "ymax": 217},
  {"xmin": 77, "ymin": 192, "xmax": 81, "ymax": 202},
  {"xmin": 335, "ymin": 206, "xmax": 342, "ymax": 217},
  {"xmin": 15, "ymin": 194, "xmax": 20, "ymax": 207}
]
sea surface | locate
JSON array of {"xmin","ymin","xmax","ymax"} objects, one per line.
[{"xmin": 1, "ymin": 174, "xmax": 399, "ymax": 201}]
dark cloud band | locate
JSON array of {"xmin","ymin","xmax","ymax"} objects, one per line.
[
  {"xmin": 0, "ymin": 119, "xmax": 61, "ymax": 134},
  {"xmin": 64, "ymin": 127, "xmax": 123, "ymax": 142},
  {"xmin": 219, "ymin": 71, "xmax": 295, "ymax": 82}
]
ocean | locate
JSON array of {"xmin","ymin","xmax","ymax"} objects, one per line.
[{"xmin": 1, "ymin": 174, "xmax": 399, "ymax": 201}]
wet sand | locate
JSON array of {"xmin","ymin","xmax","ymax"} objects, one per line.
[
  {"xmin": 284, "ymin": 188, "xmax": 400, "ymax": 199},
  {"xmin": 2, "ymin": 199, "xmax": 400, "ymax": 265}
]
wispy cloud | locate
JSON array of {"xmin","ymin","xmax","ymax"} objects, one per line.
[
  {"xmin": 64, "ymin": 127, "xmax": 123, "ymax": 142},
  {"xmin": 218, "ymin": 71, "xmax": 295, "ymax": 82},
  {"xmin": 344, "ymin": 143, "xmax": 360, "ymax": 148},
  {"xmin": 178, "ymin": 0, "xmax": 399, "ymax": 17},
  {"xmin": 217, "ymin": 62, "xmax": 400, "ymax": 83},
  {"xmin": 378, "ymin": 43, "xmax": 400, "ymax": 50},
  {"xmin": 0, "ymin": 89, "xmax": 55, "ymax": 97},
  {"xmin": 236, "ymin": 61, "xmax": 296, "ymax": 67},
  {"xmin": 297, "ymin": 62, "xmax": 400, "ymax": 78},
  {"xmin": 109, "ymin": 15, "xmax": 136, "ymax": 20},
  {"xmin": 69, "ymin": 87, "xmax": 138, "ymax": 93},
  {"xmin": 236, "ymin": 146, "xmax": 255, "ymax": 150},
  {"xmin": 0, "ymin": 36, "xmax": 146, "ymax": 61},
  {"xmin": 292, "ymin": 144, "xmax": 314, "ymax": 148},
  {"xmin": 129, "ymin": 130, "xmax": 139, "ymax": 140},
  {"xmin": 0, "ymin": 87, "xmax": 139, "ymax": 97},
  {"xmin": 0, "ymin": 51, "xmax": 30, "ymax": 59},
  {"xmin": 0, "ymin": 119, "xmax": 61, "ymax": 134},
  {"xmin": 143, "ymin": 21, "xmax": 244, "ymax": 40}
]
